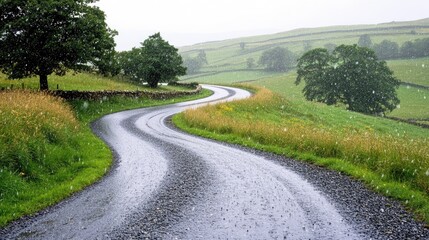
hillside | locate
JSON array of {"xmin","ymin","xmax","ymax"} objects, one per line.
[
  {"xmin": 179, "ymin": 18, "xmax": 429, "ymax": 122},
  {"xmin": 179, "ymin": 18, "xmax": 429, "ymax": 82}
]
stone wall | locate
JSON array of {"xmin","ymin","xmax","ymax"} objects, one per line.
[{"xmin": 47, "ymin": 84, "xmax": 202, "ymax": 100}]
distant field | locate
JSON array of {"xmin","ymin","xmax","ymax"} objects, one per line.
[
  {"xmin": 180, "ymin": 18, "xmax": 429, "ymax": 75},
  {"xmin": 181, "ymin": 70, "xmax": 287, "ymax": 84},
  {"xmin": 391, "ymin": 86, "xmax": 429, "ymax": 119},
  {"xmin": 387, "ymin": 57, "xmax": 429, "ymax": 87}
]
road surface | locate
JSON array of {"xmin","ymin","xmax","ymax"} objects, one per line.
[{"xmin": 1, "ymin": 85, "xmax": 428, "ymax": 239}]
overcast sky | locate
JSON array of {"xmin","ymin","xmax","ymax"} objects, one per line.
[{"xmin": 95, "ymin": 0, "xmax": 429, "ymax": 51}]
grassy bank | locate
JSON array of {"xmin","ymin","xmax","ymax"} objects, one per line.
[
  {"xmin": 0, "ymin": 72, "xmax": 190, "ymax": 92},
  {"xmin": 173, "ymin": 86, "xmax": 429, "ymax": 223},
  {"xmin": 0, "ymin": 88, "xmax": 212, "ymax": 227}
]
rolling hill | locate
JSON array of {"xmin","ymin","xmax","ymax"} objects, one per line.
[{"xmin": 179, "ymin": 18, "xmax": 429, "ymax": 84}]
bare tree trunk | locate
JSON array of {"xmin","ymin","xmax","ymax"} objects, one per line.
[{"xmin": 39, "ymin": 74, "xmax": 48, "ymax": 90}]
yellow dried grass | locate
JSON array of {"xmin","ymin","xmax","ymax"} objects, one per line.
[{"xmin": 182, "ymin": 88, "xmax": 429, "ymax": 192}]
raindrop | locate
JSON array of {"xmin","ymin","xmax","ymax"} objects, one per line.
[
  {"xmin": 82, "ymin": 101, "xmax": 89, "ymax": 109},
  {"xmin": 426, "ymin": 169, "xmax": 429, "ymax": 176}
]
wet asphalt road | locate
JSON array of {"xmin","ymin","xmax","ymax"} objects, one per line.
[{"xmin": 1, "ymin": 85, "xmax": 428, "ymax": 239}]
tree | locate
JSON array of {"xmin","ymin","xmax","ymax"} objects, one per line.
[
  {"xmin": 259, "ymin": 47, "xmax": 296, "ymax": 72},
  {"xmin": 373, "ymin": 40, "xmax": 399, "ymax": 60},
  {"xmin": 357, "ymin": 34, "xmax": 373, "ymax": 48},
  {"xmin": 303, "ymin": 41, "xmax": 312, "ymax": 52},
  {"xmin": 399, "ymin": 38, "xmax": 429, "ymax": 59},
  {"xmin": 95, "ymin": 50, "xmax": 121, "ymax": 77},
  {"xmin": 240, "ymin": 42, "xmax": 246, "ymax": 50},
  {"xmin": 296, "ymin": 45, "xmax": 401, "ymax": 114},
  {"xmin": 183, "ymin": 57, "xmax": 202, "ymax": 75},
  {"xmin": 0, "ymin": 0, "xmax": 116, "ymax": 90},
  {"xmin": 324, "ymin": 43, "xmax": 337, "ymax": 53},
  {"xmin": 414, "ymin": 38, "xmax": 429, "ymax": 57},
  {"xmin": 181, "ymin": 50, "xmax": 208, "ymax": 75},
  {"xmin": 117, "ymin": 48, "xmax": 143, "ymax": 82},
  {"xmin": 400, "ymin": 41, "xmax": 418, "ymax": 58},
  {"xmin": 197, "ymin": 50, "xmax": 208, "ymax": 65},
  {"xmin": 246, "ymin": 58, "xmax": 255, "ymax": 69},
  {"xmin": 138, "ymin": 33, "xmax": 186, "ymax": 88}
]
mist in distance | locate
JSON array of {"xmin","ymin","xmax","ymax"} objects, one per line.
[{"xmin": 96, "ymin": 0, "xmax": 429, "ymax": 50}]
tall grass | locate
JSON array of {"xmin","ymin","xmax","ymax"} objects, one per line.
[
  {"xmin": 0, "ymin": 88, "xmax": 212, "ymax": 227},
  {"xmin": 176, "ymin": 87, "xmax": 429, "ymax": 222},
  {"xmin": 0, "ymin": 91, "xmax": 79, "ymax": 179},
  {"xmin": 0, "ymin": 91, "xmax": 86, "ymax": 225}
]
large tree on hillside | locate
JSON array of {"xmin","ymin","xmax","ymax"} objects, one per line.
[
  {"xmin": 296, "ymin": 45, "xmax": 401, "ymax": 115},
  {"xmin": 138, "ymin": 33, "xmax": 186, "ymax": 88},
  {"xmin": 0, "ymin": 0, "xmax": 116, "ymax": 90}
]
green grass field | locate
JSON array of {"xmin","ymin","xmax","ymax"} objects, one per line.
[
  {"xmin": 248, "ymin": 72, "xmax": 429, "ymax": 120},
  {"xmin": 387, "ymin": 57, "xmax": 429, "ymax": 87},
  {"xmin": 183, "ymin": 68, "xmax": 429, "ymax": 121},
  {"xmin": 0, "ymin": 72, "xmax": 190, "ymax": 92},
  {"xmin": 181, "ymin": 70, "xmax": 287, "ymax": 84}
]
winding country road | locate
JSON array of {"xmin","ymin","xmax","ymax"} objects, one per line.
[{"xmin": 2, "ymin": 85, "xmax": 428, "ymax": 239}]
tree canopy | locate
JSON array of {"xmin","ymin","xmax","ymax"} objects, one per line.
[
  {"xmin": 259, "ymin": 47, "xmax": 296, "ymax": 72},
  {"xmin": 118, "ymin": 33, "xmax": 186, "ymax": 88},
  {"xmin": 0, "ymin": 0, "xmax": 116, "ymax": 90},
  {"xmin": 181, "ymin": 50, "xmax": 208, "ymax": 75},
  {"xmin": 399, "ymin": 38, "xmax": 429, "ymax": 59},
  {"xmin": 357, "ymin": 34, "xmax": 373, "ymax": 48},
  {"xmin": 296, "ymin": 45, "xmax": 401, "ymax": 114},
  {"xmin": 373, "ymin": 40, "xmax": 399, "ymax": 60}
]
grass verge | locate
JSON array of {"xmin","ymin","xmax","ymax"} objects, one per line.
[
  {"xmin": 0, "ymin": 88, "xmax": 212, "ymax": 227},
  {"xmin": 173, "ymin": 86, "xmax": 429, "ymax": 224},
  {"xmin": 0, "ymin": 72, "xmax": 190, "ymax": 92}
]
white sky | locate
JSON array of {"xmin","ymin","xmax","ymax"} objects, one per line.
[{"xmin": 95, "ymin": 0, "xmax": 429, "ymax": 51}]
